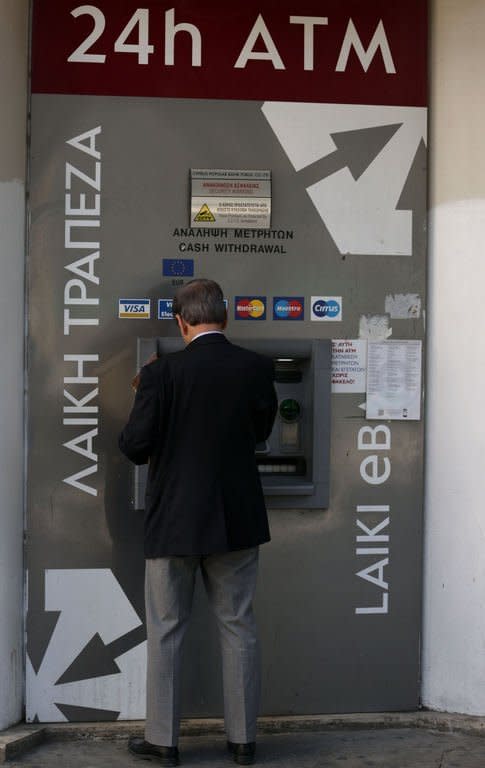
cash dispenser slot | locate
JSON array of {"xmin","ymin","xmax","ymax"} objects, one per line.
[
  {"xmin": 135, "ymin": 337, "xmax": 331, "ymax": 510},
  {"xmin": 257, "ymin": 456, "xmax": 307, "ymax": 476}
]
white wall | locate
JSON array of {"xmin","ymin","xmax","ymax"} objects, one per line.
[
  {"xmin": 423, "ymin": 0, "xmax": 485, "ymax": 714},
  {"xmin": 0, "ymin": 0, "xmax": 28, "ymax": 730}
]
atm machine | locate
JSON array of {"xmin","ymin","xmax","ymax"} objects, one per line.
[{"xmin": 135, "ymin": 337, "xmax": 331, "ymax": 511}]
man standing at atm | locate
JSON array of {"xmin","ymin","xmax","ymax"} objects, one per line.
[{"xmin": 119, "ymin": 279, "xmax": 277, "ymax": 767}]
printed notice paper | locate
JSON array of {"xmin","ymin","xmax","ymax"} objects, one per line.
[{"xmin": 366, "ymin": 340, "xmax": 422, "ymax": 420}]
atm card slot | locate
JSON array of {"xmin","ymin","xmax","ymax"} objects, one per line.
[{"xmin": 274, "ymin": 359, "xmax": 303, "ymax": 383}]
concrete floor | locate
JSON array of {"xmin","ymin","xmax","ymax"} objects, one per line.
[{"xmin": 6, "ymin": 728, "xmax": 485, "ymax": 768}]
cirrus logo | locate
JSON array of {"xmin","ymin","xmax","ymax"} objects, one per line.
[{"xmin": 311, "ymin": 296, "xmax": 342, "ymax": 321}]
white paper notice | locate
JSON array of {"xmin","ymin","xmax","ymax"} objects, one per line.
[
  {"xmin": 366, "ymin": 340, "xmax": 422, "ymax": 420},
  {"xmin": 331, "ymin": 340, "xmax": 367, "ymax": 393}
]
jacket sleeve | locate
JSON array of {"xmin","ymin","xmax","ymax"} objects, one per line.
[
  {"xmin": 119, "ymin": 363, "xmax": 160, "ymax": 465},
  {"xmin": 252, "ymin": 357, "xmax": 278, "ymax": 443}
]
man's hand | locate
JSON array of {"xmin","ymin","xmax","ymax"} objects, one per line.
[{"xmin": 131, "ymin": 352, "xmax": 159, "ymax": 392}]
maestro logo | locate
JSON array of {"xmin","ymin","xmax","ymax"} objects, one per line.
[
  {"xmin": 235, "ymin": 296, "xmax": 267, "ymax": 320},
  {"xmin": 311, "ymin": 296, "xmax": 342, "ymax": 322},
  {"xmin": 273, "ymin": 297, "xmax": 304, "ymax": 321}
]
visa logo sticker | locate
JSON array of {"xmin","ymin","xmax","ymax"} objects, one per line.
[
  {"xmin": 235, "ymin": 296, "xmax": 266, "ymax": 320},
  {"xmin": 273, "ymin": 297, "xmax": 304, "ymax": 321},
  {"xmin": 162, "ymin": 258, "xmax": 194, "ymax": 277},
  {"xmin": 119, "ymin": 299, "xmax": 150, "ymax": 319},
  {"xmin": 158, "ymin": 299, "xmax": 174, "ymax": 320},
  {"xmin": 311, "ymin": 296, "xmax": 342, "ymax": 322}
]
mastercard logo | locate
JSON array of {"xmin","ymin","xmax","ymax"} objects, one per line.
[{"xmin": 234, "ymin": 296, "xmax": 267, "ymax": 320}]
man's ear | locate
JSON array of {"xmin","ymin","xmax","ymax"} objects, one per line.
[{"xmin": 175, "ymin": 314, "xmax": 186, "ymax": 336}]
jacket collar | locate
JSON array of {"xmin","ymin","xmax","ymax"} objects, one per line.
[{"xmin": 186, "ymin": 332, "xmax": 229, "ymax": 350}]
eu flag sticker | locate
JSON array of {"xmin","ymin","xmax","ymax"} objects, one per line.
[{"xmin": 163, "ymin": 258, "xmax": 194, "ymax": 277}]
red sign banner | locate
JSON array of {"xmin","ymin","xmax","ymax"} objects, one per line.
[{"xmin": 32, "ymin": 0, "xmax": 427, "ymax": 105}]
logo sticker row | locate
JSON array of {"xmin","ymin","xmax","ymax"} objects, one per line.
[
  {"xmin": 119, "ymin": 297, "xmax": 342, "ymax": 321},
  {"xmin": 233, "ymin": 296, "xmax": 342, "ymax": 321}
]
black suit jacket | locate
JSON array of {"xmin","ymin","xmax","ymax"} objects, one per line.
[{"xmin": 119, "ymin": 334, "xmax": 277, "ymax": 557}]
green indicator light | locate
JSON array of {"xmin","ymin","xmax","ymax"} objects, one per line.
[{"xmin": 279, "ymin": 398, "xmax": 301, "ymax": 423}]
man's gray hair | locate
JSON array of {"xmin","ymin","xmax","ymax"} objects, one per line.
[{"xmin": 172, "ymin": 279, "xmax": 226, "ymax": 326}]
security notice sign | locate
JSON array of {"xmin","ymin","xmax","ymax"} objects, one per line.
[{"xmin": 191, "ymin": 169, "xmax": 271, "ymax": 229}]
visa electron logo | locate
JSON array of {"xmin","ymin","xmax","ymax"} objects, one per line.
[
  {"xmin": 311, "ymin": 296, "xmax": 342, "ymax": 322},
  {"xmin": 235, "ymin": 296, "xmax": 266, "ymax": 320},
  {"xmin": 158, "ymin": 299, "xmax": 174, "ymax": 320},
  {"xmin": 118, "ymin": 299, "xmax": 150, "ymax": 319},
  {"xmin": 159, "ymin": 298, "xmax": 228, "ymax": 319},
  {"xmin": 273, "ymin": 297, "xmax": 304, "ymax": 321}
]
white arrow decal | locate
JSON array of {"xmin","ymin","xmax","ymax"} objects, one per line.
[
  {"xmin": 44, "ymin": 641, "xmax": 147, "ymax": 720},
  {"xmin": 27, "ymin": 569, "xmax": 143, "ymax": 722},
  {"xmin": 261, "ymin": 102, "xmax": 427, "ymax": 256}
]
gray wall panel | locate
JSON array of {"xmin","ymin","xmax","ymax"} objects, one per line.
[{"xmin": 26, "ymin": 91, "xmax": 425, "ymax": 720}]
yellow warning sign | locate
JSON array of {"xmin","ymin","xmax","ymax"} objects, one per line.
[{"xmin": 194, "ymin": 203, "xmax": 216, "ymax": 223}]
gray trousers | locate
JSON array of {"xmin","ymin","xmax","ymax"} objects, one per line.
[{"xmin": 145, "ymin": 547, "xmax": 260, "ymax": 747}]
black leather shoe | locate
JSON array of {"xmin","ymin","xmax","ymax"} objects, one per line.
[
  {"xmin": 227, "ymin": 741, "xmax": 256, "ymax": 765},
  {"xmin": 128, "ymin": 737, "xmax": 180, "ymax": 766}
]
